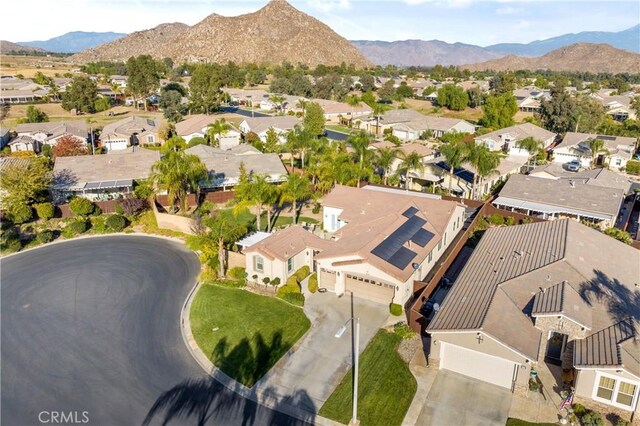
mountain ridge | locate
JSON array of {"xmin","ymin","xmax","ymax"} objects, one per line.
[{"xmin": 19, "ymin": 31, "xmax": 127, "ymax": 53}]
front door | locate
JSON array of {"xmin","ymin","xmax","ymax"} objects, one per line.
[{"xmin": 546, "ymin": 332, "xmax": 567, "ymax": 364}]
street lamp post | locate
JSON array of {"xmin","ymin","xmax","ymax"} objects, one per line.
[{"xmin": 335, "ymin": 317, "xmax": 360, "ymax": 426}]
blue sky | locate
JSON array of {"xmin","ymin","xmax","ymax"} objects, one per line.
[{"xmin": 5, "ymin": 0, "xmax": 639, "ymax": 46}]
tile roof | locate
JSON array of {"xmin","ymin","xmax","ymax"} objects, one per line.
[
  {"xmin": 476, "ymin": 122, "xmax": 556, "ymax": 144},
  {"xmin": 101, "ymin": 116, "xmax": 163, "ymax": 138},
  {"xmin": 244, "ymin": 225, "xmax": 335, "ymax": 261},
  {"xmin": 554, "ymin": 132, "xmax": 636, "ymax": 152},
  {"xmin": 175, "ymin": 114, "xmax": 221, "ymax": 136},
  {"xmin": 240, "ymin": 116, "xmax": 301, "ymax": 134},
  {"xmin": 532, "ymin": 281, "xmax": 592, "ymax": 329},
  {"xmin": 16, "ymin": 120, "xmax": 87, "ymax": 141}
]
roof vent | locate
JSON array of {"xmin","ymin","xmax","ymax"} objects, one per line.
[
  {"xmin": 514, "ymin": 250, "xmax": 523, "ymax": 258},
  {"xmin": 569, "ymin": 180, "xmax": 575, "ymax": 188},
  {"xmin": 540, "ymin": 287, "xmax": 545, "ymax": 293}
]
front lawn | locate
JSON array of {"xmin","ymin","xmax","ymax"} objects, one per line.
[
  {"xmin": 319, "ymin": 329, "xmax": 417, "ymax": 426},
  {"xmin": 506, "ymin": 418, "xmax": 558, "ymax": 426},
  {"xmin": 189, "ymin": 284, "xmax": 310, "ymax": 387}
]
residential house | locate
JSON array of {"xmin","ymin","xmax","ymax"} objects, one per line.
[
  {"xmin": 51, "ymin": 147, "xmax": 160, "ymax": 202},
  {"xmin": 361, "ymin": 109, "xmax": 474, "ymax": 139},
  {"xmin": 552, "ymin": 132, "xmax": 638, "ymax": 171},
  {"xmin": 370, "ymin": 141, "xmax": 435, "ymax": 177},
  {"xmin": 238, "ymin": 116, "xmax": 301, "ymax": 145},
  {"xmin": 100, "ymin": 116, "xmax": 165, "ymax": 152},
  {"xmin": 493, "ymin": 174, "xmax": 625, "ymax": 227},
  {"xmin": 475, "ymin": 123, "xmax": 556, "ymax": 156},
  {"xmin": 529, "ymin": 164, "xmax": 633, "ymax": 194},
  {"xmin": 513, "ymin": 86, "xmax": 551, "ymax": 112},
  {"xmin": 9, "ymin": 121, "xmax": 88, "ymax": 153},
  {"xmin": 109, "ymin": 75, "xmax": 128, "ymax": 89},
  {"xmin": 175, "ymin": 114, "xmax": 242, "ymax": 149},
  {"xmin": 590, "ymin": 91, "xmax": 637, "ymax": 121},
  {"xmin": 428, "ymin": 219, "xmax": 639, "ymax": 423},
  {"xmin": 313, "ymin": 99, "xmax": 372, "ymax": 124},
  {"xmin": 185, "ymin": 144, "xmax": 287, "ymax": 191}
]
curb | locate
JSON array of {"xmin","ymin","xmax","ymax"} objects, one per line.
[{"xmin": 179, "ymin": 282, "xmax": 343, "ymax": 426}]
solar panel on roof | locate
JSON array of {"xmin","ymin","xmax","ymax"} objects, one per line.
[
  {"xmin": 412, "ymin": 228, "xmax": 435, "ymax": 247},
  {"xmin": 387, "ymin": 246, "xmax": 417, "ymax": 270},
  {"xmin": 402, "ymin": 206, "xmax": 419, "ymax": 218}
]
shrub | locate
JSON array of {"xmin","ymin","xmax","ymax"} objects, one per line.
[
  {"xmin": 581, "ymin": 411, "xmax": 604, "ymax": 426},
  {"xmin": 604, "ymin": 227, "xmax": 632, "ymax": 244},
  {"xmin": 311, "ymin": 202, "xmax": 321, "ymax": 214},
  {"xmin": 281, "ymin": 292, "xmax": 305, "ymax": 306},
  {"xmin": 119, "ymin": 197, "xmax": 147, "ymax": 216},
  {"xmin": 308, "ymin": 274, "xmax": 318, "ymax": 293},
  {"xmin": 92, "ymin": 216, "xmax": 107, "ymax": 233},
  {"xmin": 252, "ymin": 274, "xmax": 259, "ymax": 282},
  {"xmin": 277, "ymin": 276, "xmax": 301, "ymax": 298},
  {"xmin": 69, "ymin": 197, "xmax": 95, "ymax": 216},
  {"xmin": 390, "ymin": 303, "xmax": 403, "ymax": 316},
  {"xmin": 36, "ymin": 230, "xmax": 54, "ymax": 244},
  {"xmin": 34, "ymin": 202, "xmax": 55, "ymax": 220},
  {"xmin": 114, "ymin": 202, "xmax": 124, "ymax": 215},
  {"xmin": 1, "ymin": 237, "xmax": 21, "ymax": 253},
  {"xmin": 505, "ymin": 216, "xmax": 516, "ymax": 226},
  {"xmin": 133, "ymin": 180, "xmax": 154, "ymax": 199},
  {"xmin": 271, "ymin": 277, "xmax": 281, "ymax": 286},
  {"xmin": 262, "ymin": 277, "xmax": 271, "ymax": 287},
  {"xmin": 487, "ymin": 214, "xmax": 505, "ymax": 226},
  {"xmin": 63, "ymin": 219, "xmax": 88, "ymax": 237},
  {"xmin": 625, "ymin": 159, "xmax": 640, "ymax": 175},
  {"xmin": 394, "ymin": 322, "xmax": 417, "ymax": 340},
  {"xmin": 228, "ymin": 267, "xmax": 247, "ymax": 281},
  {"xmin": 572, "ymin": 404, "xmax": 587, "ymax": 417},
  {"xmin": 7, "ymin": 204, "xmax": 33, "ymax": 224},
  {"xmin": 293, "ymin": 265, "xmax": 311, "ymax": 281},
  {"xmin": 106, "ymin": 214, "xmax": 127, "ymax": 232}
]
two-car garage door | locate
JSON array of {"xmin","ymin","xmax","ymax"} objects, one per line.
[
  {"xmin": 345, "ymin": 276, "xmax": 394, "ymax": 305},
  {"xmin": 440, "ymin": 343, "xmax": 517, "ymax": 389}
]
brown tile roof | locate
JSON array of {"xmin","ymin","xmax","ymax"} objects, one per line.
[
  {"xmin": 244, "ymin": 225, "xmax": 335, "ymax": 261},
  {"xmin": 532, "ymin": 281, "xmax": 592, "ymax": 329},
  {"xmin": 175, "ymin": 114, "xmax": 221, "ymax": 136}
]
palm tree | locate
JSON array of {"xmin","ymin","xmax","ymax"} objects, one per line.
[
  {"xmin": 371, "ymin": 103, "xmax": 390, "ymax": 137},
  {"xmin": 375, "ymin": 147, "xmax": 400, "ymax": 185},
  {"xmin": 466, "ymin": 143, "xmax": 500, "ymax": 200},
  {"xmin": 587, "ymin": 138, "xmax": 609, "ymax": 168},
  {"xmin": 151, "ymin": 151, "xmax": 208, "ymax": 213},
  {"xmin": 296, "ymin": 99, "xmax": 308, "ymax": 115},
  {"xmin": 398, "ymin": 151, "xmax": 425, "ymax": 189},
  {"xmin": 439, "ymin": 141, "xmax": 466, "ymax": 195},
  {"xmin": 206, "ymin": 118, "xmax": 231, "ymax": 147},
  {"xmin": 279, "ymin": 174, "xmax": 312, "ymax": 224},
  {"xmin": 348, "ymin": 130, "xmax": 375, "ymax": 169},
  {"xmin": 270, "ymin": 95, "xmax": 286, "ymax": 112},
  {"xmin": 345, "ymin": 95, "xmax": 361, "ymax": 127},
  {"xmin": 516, "ymin": 136, "xmax": 543, "ymax": 167},
  {"xmin": 205, "ymin": 212, "xmax": 247, "ymax": 277},
  {"xmin": 233, "ymin": 174, "xmax": 275, "ymax": 232}
]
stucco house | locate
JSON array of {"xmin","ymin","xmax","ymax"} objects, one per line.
[
  {"xmin": 427, "ymin": 219, "xmax": 639, "ymax": 422},
  {"xmin": 175, "ymin": 114, "xmax": 242, "ymax": 149},
  {"xmin": 552, "ymin": 132, "xmax": 637, "ymax": 171},
  {"xmin": 9, "ymin": 121, "xmax": 87, "ymax": 153},
  {"xmin": 100, "ymin": 116, "xmax": 165, "ymax": 152},
  {"xmin": 475, "ymin": 123, "xmax": 556, "ymax": 157},
  {"xmin": 360, "ymin": 109, "xmax": 474, "ymax": 140},
  {"xmin": 238, "ymin": 116, "xmax": 301, "ymax": 145}
]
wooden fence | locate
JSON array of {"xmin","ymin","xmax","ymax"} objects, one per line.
[
  {"xmin": 56, "ymin": 200, "xmax": 118, "ymax": 218},
  {"xmin": 155, "ymin": 191, "xmax": 236, "ymax": 209}
]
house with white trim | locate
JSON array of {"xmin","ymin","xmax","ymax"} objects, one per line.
[
  {"xmin": 475, "ymin": 123, "xmax": 556, "ymax": 157},
  {"xmin": 552, "ymin": 132, "xmax": 637, "ymax": 171}
]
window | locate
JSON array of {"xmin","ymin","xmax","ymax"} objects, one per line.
[
  {"xmin": 594, "ymin": 374, "xmax": 639, "ymax": 409},
  {"xmin": 254, "ymin": 256, "xmax": 264, "ymax": 272},
  {"xmin": 428, "ymin": 251, "xmax": 433, "ymax": 263},
  {"xmin": 438, "ymin": 240, "xmax": 442, "ymax": 251},
  {"xmin": 147, "ymin": 135, "xmax": 154, "ymax": 144},
  {"xmin": 615, "ymin": 158, "xmax": 622, "ymax": 166},
  {"xmin": 287, "ymin": 257, "xmax": 294, "ymax": 273}
]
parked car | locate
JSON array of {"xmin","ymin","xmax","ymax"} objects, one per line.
[{"xmin": 565, "ymin": 160, "xmax": 581, "ymax": 172}]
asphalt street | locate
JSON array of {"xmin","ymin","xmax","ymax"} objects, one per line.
[{"xmin": 1, "ymin": 236, "xmax": 312, "ymax": 426}]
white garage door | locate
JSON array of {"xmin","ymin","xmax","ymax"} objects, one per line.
[
  {"xmin": 440, "ymin": 343, "xmax": 516, "ymax": 389},
  {"xmin": 345, "ymin": 276, "xmax": 394, "ymax": 305}
]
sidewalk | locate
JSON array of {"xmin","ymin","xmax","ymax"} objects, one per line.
[{"xmin": 402, "ymin": 340, "xmax": 439, "ymax": 425}]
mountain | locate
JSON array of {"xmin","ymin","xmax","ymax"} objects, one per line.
[
  {"xmin": 70, "ymin": 0, "xmax": 371, "ymax": 68},
  {"xmin": 19, "ymin": 32, "xmax": 127, "ymax": 54},
  {"xmin": 70, "ymin": 23, "xmax": 190, "ymax": 63},
  {"xmin": 486, "ymin": 25, "xmax": 640, "ymax": 56},
  {"xmin": 1, "ymin": 40, "xmax": 47, "ymax": 54},
  {"xmin": 463, "ymin": 43, "xmax": 640, "ymax": 74},
  {"xmin": 351, "ymin": 39, "xmax": 502, "ymax": 66}
]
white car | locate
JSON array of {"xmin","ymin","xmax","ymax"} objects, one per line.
[{"xmin": 565, "ymin": 160, "xmax": 581, "ymax": 172}]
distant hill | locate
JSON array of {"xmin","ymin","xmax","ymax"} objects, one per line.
[
  {"xmin": 19, "ymin": 32, "xmax": 127, "ymax": 54},
  {"xmin": 70, "ymin": 0, "xmax": 371, "ymax": 68},
  {"xmin": 351, "ymin": 39, "xmax": 502, "ymax": 67},
  {"xmin": 463, "ymin": 43, "xmax": 640, "ymax": 74},
  {"xmin": 486, "ymin": 25, "xmax": 640, "ymax": 56},
  {"xmin": 0, "ymin": 40, "xmax": 47, "ymax": 54}
]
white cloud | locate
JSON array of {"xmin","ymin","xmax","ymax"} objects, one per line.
[
  {"xmin": 306, "ymin": 0, "xmax": 351, "ymax": 12},
  {"xmin": 496, "ymin": 5, "xmax": 523, "ymax": 15}
]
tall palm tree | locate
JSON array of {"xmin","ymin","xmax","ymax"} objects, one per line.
[
  {"xmin": 375, "ymin": 147, "xmax": 400, "ymax": 185},
  {"xmin": 439, "ymin": 141, "xmax": 466, "ymax": 195},
  {"xmin": 233, "ymin": 174, "xmax": 275, "ymax": 232},
  {"xmin": 205, "ymin": 212, "xmax": 247, "ymax": 277},
  {"xmin": 279, "ymin": 173, "xmax": 312, "ymax": 224},
  {"xmin": 348, "ymin": 130, "xmax": 374, "ymax": 169},
  {"xmin": 371, "ymin": 103, "xmax": 389, "ymax": 137},
  {"xmin": 466, "ymin": 143, "xmax": 500, "ymax": 200},
  {"xmin": 587, "ymin": 138, "xmax": 609, "ymax": 168},
  {"xmin": 296, "ymin": 99, "xmax": 307, "ymax": 115},
  {"xmin": 398, "ymin": 151, "xmax": 425, "ymax": 189},
  {"xmin": 516, "ymin": 136, "xmax": 543, "ymax": 167},
  {"xmin": 151, "ymin": 151, "xmax": 208, "ymax": 213},
  {"xmin": 206, "ymin": 118, "xmax": 231, "ymax": 147}
]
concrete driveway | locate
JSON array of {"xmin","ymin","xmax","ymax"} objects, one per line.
[
  {"xmin": 418, "ymin": 370, "xmax": 513, "ymax": 426},
  {"xmin": 254, "ymin": 291, "xmax": 389, "ymax": 412}
]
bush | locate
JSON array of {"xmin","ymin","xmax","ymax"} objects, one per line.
[
  {"xmin": 69, "ymin": 197, "xmax": 95, "ymax": 216},
  {"xmin": 394, "ymin": 322, "xmax": 417, "ymax": 340},
  {"xmin": 572, "ymin": 404, "xmax": 587, "ymax": 417},
  {"xmin": 277, "ymin": 276, "xmax": 301, "ymax": 298},
  {"xmin": 228, "ymin": 267, "xmax": 247, "ymax": 281},
  {"xmin": 271, "ymin": 277, "xmax": 281, "ymax": 286},
  {"xmin": 1, "ymin": 238, "xmax": 22, "ymax": 253},
  {"xmin": 625, "ymin": 160, "xmax": 640, "ymax": 175},
  {"xmin": 63, "ymin": 219, "xmax": 88, "ymax": 237},
  {"xmin": 280, "ymin": 292, "xmax": 305, "ymax": 306},
  {"xmin": 34, "ymin": 202, "xmax": 55, "ymax": 220},
  {"xmin": 114, "ymin": 202, "xmax": 124, "ymax": 215},
  {"xmin": 581, "ymin": 412, "xmax": 604, "ymax": 426},
  {"xmin": 92, "ymin": 216, "xmax": 107, "ymax": 233},
  {"xmin": 604, "ymin": 227, "xmax": 632, "ymax": 244},
  {"xmin": 133, "ymin": 180, "xmax": 154, "ymax": 199},
  {"xmin": 293, "ymin": 265, "xmax": 311, "ymax": 281},
  {"xmin": 36, "ymin": 230, "xmax": 54, "ymax": 244},
  {"xmin": 119, "ymin": 197, "xmax": 147, "ymax": 216},
  {"xmin": 308, "ymin": 274, "xmax": 318, "ymax": 293},
  {"xmin": 487, "ymin": 214, "xmax": 505, "ymax": 226},
  {"xmin": 312, "ymin": 202, "xmax": 321, "ymax": 214},
  {"xmin": 262, "ymin": 277, "xmax": 271, "ymax": 286},
  {"xmin": 390, "ymin": 303, "xmax": 403, "ymax": 316},
  {"xmin": 106, "ymin": 214, "xmax": 127, "ymax": 232},
  {"xmin": 505, "ymin": 216, "xmax": 516, "ymax": 226},
  {"xmin": 7, "ymin": 204, "xmax": 33, "ymax": 224}
]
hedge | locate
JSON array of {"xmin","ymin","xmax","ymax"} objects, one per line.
[
  {"xmin": 280, "ymin": 292, "xmax": 305, "ymax": 307},
  {"xmin": 625, "ymin": 160, "xmax": 640, "ymax": 175},
  {"xmin": 228, "ymin": 267, "xmax": 247, "ymax": 282},
  {"xmin": 277, "ymin": 276, "xmax": 302, "ymax": 301},
  {"xmin": 390, "ymin": 303, "xmax": 403, "ymax": 316},
  {"xmin": 308, "ymin": 273, "xmax": 318, "ymax": 293},
  {"xmin": 293, "ymin": 265, "xmax": 311, "ymax": 282},
  {"xmin": 1, "ymin": 238, "xmax": 21, "ymax": 253},
  {"xmin": 106, "ymin": 214, "xmax": 127, "ymax": 232},
  {"xmin": 69, "ymin": 197, "xmax": 96, "ymax": 216},
  {"xmin": 34, "ymin": 202, "xmax": 55, "ymax": 220}
]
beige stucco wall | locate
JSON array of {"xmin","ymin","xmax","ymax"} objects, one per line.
[
  {"xmin": 574, "ymin": 369, "xmax": 640, "ymax": 423},
  {"xmin": 246, "ymin": 249, "xmax": 312, "ymax": 285},
  {"xmin": 152, "ymin": 202, "xmax": 196, "ymax": 235}
]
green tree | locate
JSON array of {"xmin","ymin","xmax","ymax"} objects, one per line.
[
  {"xmin": 395, "ymin": 82, "xmax": 414, "ymax": 101},
  {"xmin": 466, "ymin": 143, "xmax": 501, "ymax": 200},
  {"xmin": 279, "ymin": 174, "xmax": 312, "ymax": 224},
  {"xmin": 536, "ymin": 87, "xmax": 578, "ymax": 134},
  {"xmin": 437, "ymin": 85, "xmax": 469, "ymax": 111},
  {"xmin": 574, "ymin": 95, "xmax": 606, "ymax": 133},
  {"xmin": 489, "ymin": 74, "xmax": 516, "ymax": 95},
  {"xmin": 151, "ymin": 151, "xmax": 208, "ymax": 213},
  {"xmin": 69, "ymin": 197, "xmax": 96, "ymax": 216},
  {"xmin": 126, "ymin": 55, "xmax": 160, "ymax": 111},
  {"xmin": 25, "ymin": 105, "xmax": 49, "ymax": 123},
  {"xmin": 190, "ymin": 212, "xmax": 248, "ymax": 277},
  {"xmin": 439, "ymin": 141, "xmax": 466, "ymax": 194},
  {"xmin": 516, "ymin": 136, "xmax": 544, "ymax": 167},
  {"xmin": 159, "ymin": 90, "xmax": 184, "ymax": 122},
  {"xmin": 206, "ymin": 118, "xmax": 231, "ymax": 147},
  {"xmin": 160, "ymin": 136, "xmax": 187, "ymax": 154},
  {"xmin": 587, "ymin": 138, "xmax": 609, "ymax": 168},
  {"xmin": 234, "ymin": 173, "xmax": 277, "ymax": 232},
  {"xmin": 398, "ymin": 151, "xmax": 425, "ymax": 189},
  {"xmin": 375, "ymin": 147, "xmax": 400, "ymax": 185},
  {"xmin": 303, "ymin": 102, "xmax": 326, "ymax": 136},
  {"xmin": 467, "ymin": 87, "xmax": 484, "ymax": 108},
  {"xmin": 94, "ymin": 96, "xmax": 111, "ymax": 113},
  {"xmin": 0, "ymin": 157, "xmax": 50, "ymax": 208},
  {"xmin": 189, "ymin": 64, "xmax": 223, "ymax": 114},
  {"xmin": 348, "ymin": 130, "xmax": 374, "ymax": 170},
  {"xmin": 61, "ymin": 76, "xmax": 98, "ymax": 113},
  {"xmin": 378, "ymin": 80, "xmax": 396, "ymax": 101},
  {"xmin": 358, "ymin": 74, "xmax": 375, "ymax": 93},
  {"xmin": 481, "ymin": 94, "xmax": 518, "ymax": 129}
]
